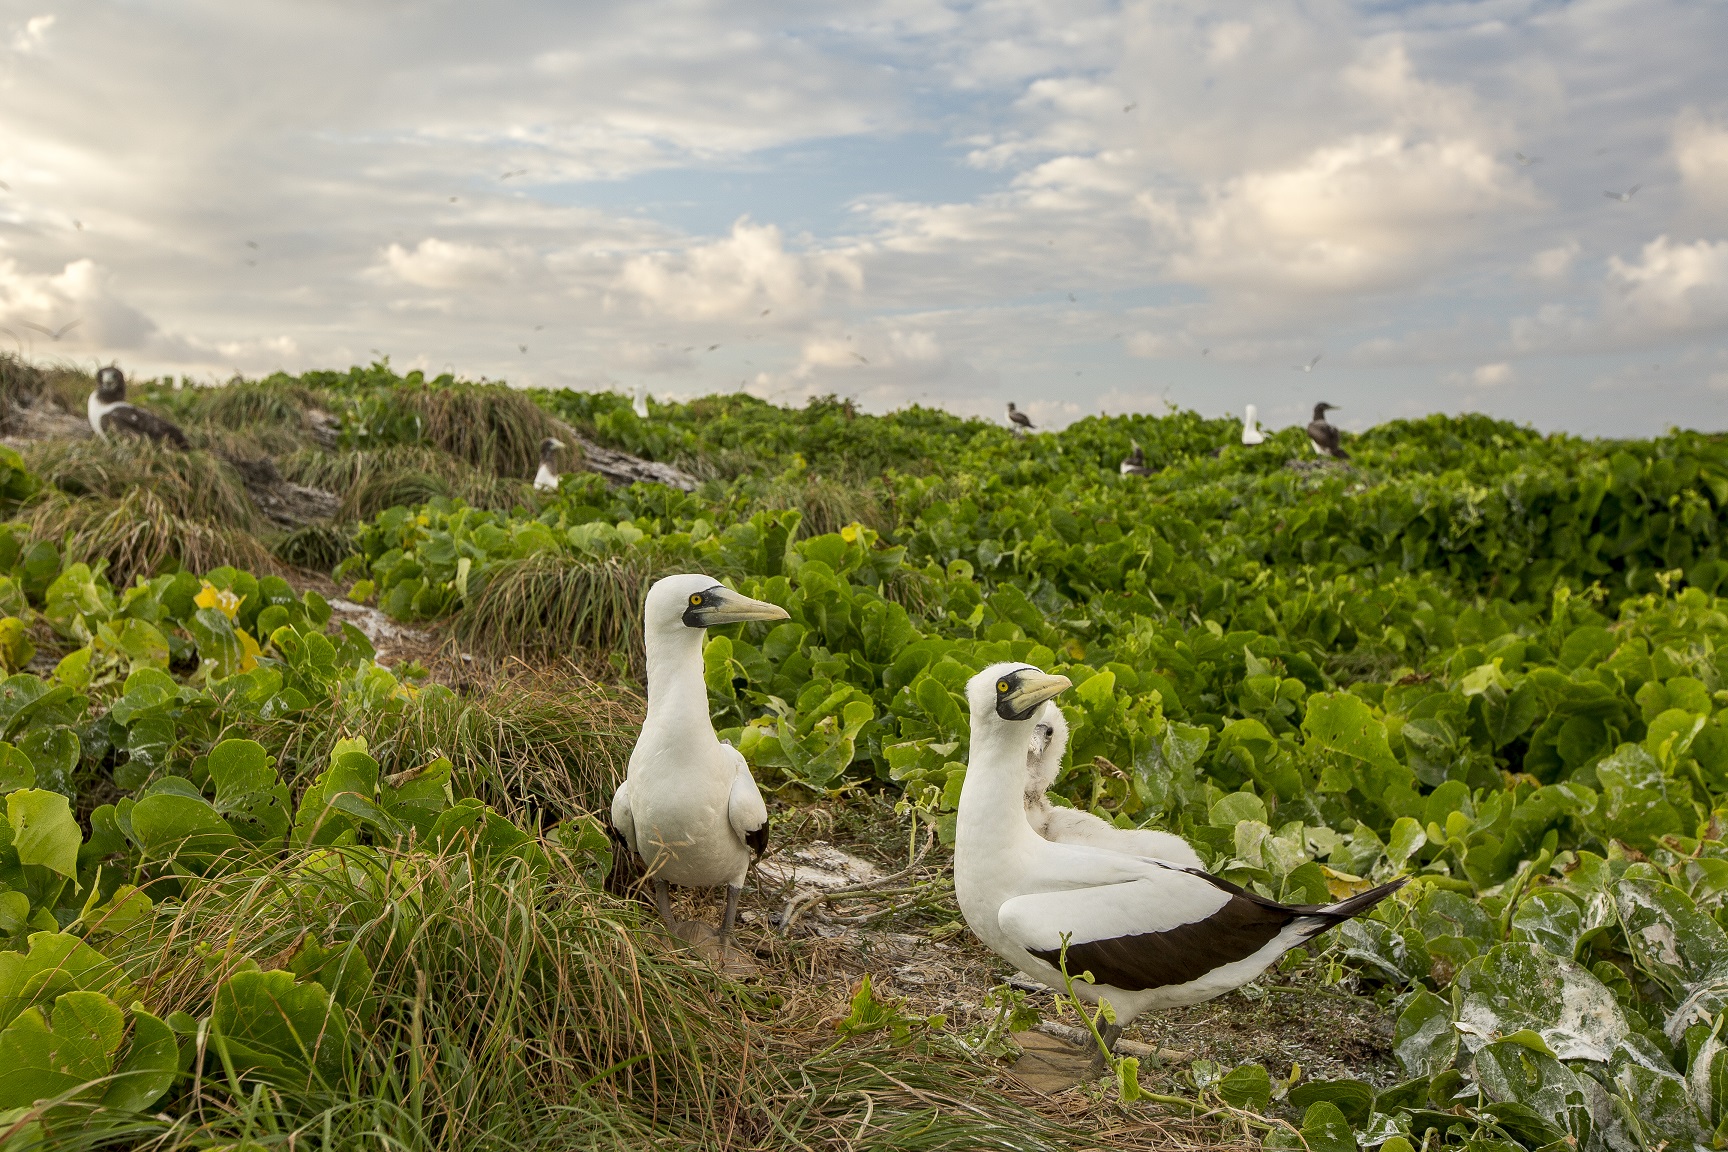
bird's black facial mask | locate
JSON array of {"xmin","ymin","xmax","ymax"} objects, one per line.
[
  {"xmin": 96, "ymin": 368, "xmax": 124, "ymax": 401},
  {"xmin": 682, "ymin": 586, "xmax": 791, "ymax": 628},
  {"xmin": 994, "ymin": 668, "xmax": 1072, "ymax": 721}
]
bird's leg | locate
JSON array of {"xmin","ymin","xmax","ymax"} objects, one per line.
[
  {"xmin": 720, "ymin": 884, "xmax": 743, "ymax": 946},
  {"xmin": 653, "ymin": 879, "xmax": 675, "ymax": 927},
  {"xmin": 1089, "ymin": 1017, "xmax": 1125, "ymax": 1073}
]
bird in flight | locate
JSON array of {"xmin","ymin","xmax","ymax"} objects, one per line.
[
  {"xmin": 851, "ymin": 351, "xmax": 868, "ymax": 364},
  {"xmin": 1067, "ymin": 293, "xmax": 1076, "ymax": 302},
  {"xmin": 760, "ymin": 308, "xmax": 771, "ymax": 317},
  {"xmin": 707, "ymin": 344, "xmax": 720, "ymax": 352},
  {"xmin": 1294, "ymin": 353, "xmax": 1322, "ymax": 372},
  {"xmin": 501, "ymin": 169, "xmax": 528, "ymax": 180},
  {"xmin": 22, "ymin": 318, "xmax": 81, "ymax": 341},
  {"xmin": 246, "ymin": 240, "xmax": 258, "ymax": 249},
  {"xmin": 449, "ymin": 196, "xmax": 459, "ymax": 203},
  {"xmin": 0, "ymin": 180, "xmax": 9, "ymax": 191},
  {"xmin": 1515, "ymin": 152, "xmax": 1541, "ymax": 166},
  {"xmin": 519, "ymin": 344, "xmax": 527, "ymax": 353},
  {"xmin": 72, "ymin": 219, "xmax": 83, "ymax": 231},
  {"xmin": 1123, "ymin": 102, "xmax": 1137, "ymax": 113},
  {"xmin": 1604, "ymin": 185, "xmax": 1641, "ymax": 202},
  {"xmin": 1202, "ymin": 347, "xmax": 1210, "ymax": 356}
]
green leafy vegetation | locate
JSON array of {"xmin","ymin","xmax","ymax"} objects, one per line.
[{"xmin": 3, "ymin": 353, "xmax": 1728, "ymax": 1149}]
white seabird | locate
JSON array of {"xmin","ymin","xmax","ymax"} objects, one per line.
[
  {"xmin": 957, "ymin": 663, "xmax": 1404, "ymax": 1049},
  {"xmin": 1022, "ymin": 701, "xmax": 1203, "ymax": 868},
  {"xmin": 533, "ymin": 437, "xmax": 565, "ymax": 491},
  {"xmin": 1240, "ymin": 404, "xmax": 1266, "ymax": 447},
  {"xmin": 87, "ymin": 366, "xmax": 189, "ymax": 449},
  {"xmin": 633, "ymin": 383, "xmax": 651, "ymax": 420},
  {"xmin": 1118, "ymin": 444, "xmax": 1152, "ymax": 477},
  {"xmin": 611, "ymin": 574, "xmax": 789, "ymax": 946}
]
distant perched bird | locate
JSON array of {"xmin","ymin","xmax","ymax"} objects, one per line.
[
  {"xmin": 1241, "ymin": 404, "xmax": 1266, "ymax": 446},
  {"xmin": 1023, "ymin": 702, "xmax": 1202, "ymax": 868},
  {"xmin": 1007, "ymin": 402, "xmax": 1034, "ymax": 434},
  {"xmin": 87, "ymin": 367, "xmax": 189, "ymax": 449},
  {"xmin": 611, "ymin": 575, "xmax": 788, "ymax": 949},
  {"xmin": 1515, "ymin": 152, "xmax": 1541, "ymax": 166},
  {"xmin": 533, "ymin": 437, "xmax": 565, "ymax": 491},
  {"xmin": 632, "ymin": 383, "xmax": 650, "ymax": 420},
  {"xmin": 1604, "ymin": 185, "xmax": 1641, "ymax": 203},
  {"xmin": 1294, "ymin": 354, "xmax": 1322, "ymax": 373},
  {"xmin": 1119, "ymin": 444, "xmax": 1152, "ymax": 477},
  {"xmin": 957, "ymin": 664, "xmax": 1405, "ymax": 1053},
  {"xmin": 1306, "ymin": 402, "xmax": 1348, "ymax": 459}
]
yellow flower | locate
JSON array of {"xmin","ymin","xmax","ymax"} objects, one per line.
[
  {"xmin": 194, "ymin": 582, "xmax": 243, "ymax": 621},
  {"xmin": 840, "ymin": 524, "xmax": 859, "ymax": 543}
]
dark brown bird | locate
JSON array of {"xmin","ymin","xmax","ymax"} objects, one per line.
[
  {"xmin": 1306, "ymin": 402, "xmax": 1348, "ymax": 460},
  {"xmin": 1006, "ymin": 402, "xmax": 1034, "ymax": 433},
  {"xmin": 87, "ymin": 367, "xmax": 189, "ymax": 449}
]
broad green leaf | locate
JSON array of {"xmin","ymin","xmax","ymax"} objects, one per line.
[
  {"xmin": 0, "ymin": 991, "xmax": 125, "ymax": 1109},
  {"xmin": 1300, "ymin": 1101, "xmax": 1358, "ymax": 1152},
  {"xmin": 1393, "ymin": 987, "xmax": 1458, "ymax": 1077},
  {"xmin": 1302, "ymin": 692, "xmax": 1402, "ymax": 775},
  {"xmin": 6, "ymin": 789, "xmax": 79, "ymax": 879},
  {"xmin": 1454, "ymin": 942, "xmax": 1627, "ymax": 1062},
  {"xmin": 1216, "ymin": 1062, "xmax": 1271, "ymax": 1111},
  {"xmin": 1473, "ymin": 1039, "xmax": 1593, "ymax": 1146},
  {"xmin": 210, "ymin": 966, "xmax": 350, "ymax": 1090}
]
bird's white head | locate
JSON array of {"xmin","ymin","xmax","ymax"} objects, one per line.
[
  {"xmin": 95, "ymin": 366, "xmax": 125, "ymax": 402},
  {"xmin": 540, "ymin": 437, "xmax": 565, "ymax": 461},
  {"xmin": 1024, "ymin": 698, "xmax": 1070, "ymax": 794},
  {"xmin": 967, "ymin": 662, "xmax": 1072, "ymax": 761},
  {"xmin": 643, "ymin": 573, "xmax": 790, "ymax": 643}
]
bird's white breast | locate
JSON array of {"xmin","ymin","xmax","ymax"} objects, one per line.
[
  {"xmin": 87, "ymin": 393, "xmax": 124, "ymax": 438},
  {"xmin": 533, "ymin": 463, "xmax": 558, "ymax": 491}
]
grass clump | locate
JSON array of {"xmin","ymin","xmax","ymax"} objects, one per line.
[
  {"xmin": 23, "ymin": 437, "xmax": 263, "ymax": 530},
  {"xmin": 281, "ymin": 446, "xmax": 530, "ymax": 519},
  {"xmin": 454, "ymin": 552, "xmax": 662, "ymax": 673},
  {"xmin": 26, "ymin": 486, "xmax": 281, "ymax": 586}
]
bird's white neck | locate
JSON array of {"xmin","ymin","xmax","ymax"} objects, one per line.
[
  {"xmin": 644, "ymin": 627, "xmax": 715, "ymax": 738},
  {"xmin": 534, "ymin": 462, "xmax": 558, "ymax": 489},
  {"xmin": 958, "ymin": 714, "xmax": 1045, "ymax": 854}
]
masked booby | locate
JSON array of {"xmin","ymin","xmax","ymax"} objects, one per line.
[
  {"xmin": 1241, "ymin": 405, "xmax": 1266, "ymax": 446},
  {"xmin": 611, "ymin": 574, "xmax": 789, "ymax": 947},
  {"xmin": 957, "ymin": 663, "xmax": 1404, "ymax": 1048},
  {"xmin": 87, "ymin": 367, "xmax": 189, "ymax": 449},
  {"xmin": 1023, "ymin": 701, "xmax": 1203, "ymax": 868},
  {"xmin": 1118, "ymin": 445, "xmax": 1152, "ymax": 477},
  {"xmin": 1306, "ymin": 403, "xmax": 1348, "ymax": 460},
  {"xmin": 633, "ymin": 383, "xmax": 650, "ymax": 420},
  {"xmin": 1006, "ymin": 402, "xmax": 1034, "ymax": 434},
  {"xmin": 533, "ymin": 437, "xmax": 565, "ymax": 491}
]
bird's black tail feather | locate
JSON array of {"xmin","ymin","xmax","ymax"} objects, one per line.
[{"xmin": 1303, "ymin": 875, "xmax": 1407, "ymax": 924}]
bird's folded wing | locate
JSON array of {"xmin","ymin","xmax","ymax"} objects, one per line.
[
  {"xmin": 610, "ymin": 779, "xmax": 638, "ymax": 853},
  {"xmin": 105, "ymin": 405, "xmax": 189, "ymax": 446},
  {"xmin": 998, "ymin": 868, "xmax": 1301, "ymax": 992},
  {"xmin": 724, "ymin": 745, "xmax": 769, "ymax": 852}
]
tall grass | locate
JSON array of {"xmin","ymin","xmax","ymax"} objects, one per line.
[
  {"xmin": 27, "ymin": 487, "xmax": 281, "ymax": 585},
  {"xmin": 361, "ymin": 662, "xmax": 640, "ymax": 818},
  {"xmin": 281, "ymin": 446, "xmax": 531, "ymax": 519},
  {"xmin": 404, "ymin": 384, "xmax": 564, "ymax": 478},
  {"xmin": 23, "ymin": 437, "xmax": 263, "ymax": 530},
  {"xmin": 77, "ymin": 846, "xmax": 1096, "ymax": 1152},
  {"xmin": 454, "ymin": 553, "xmax": 661, "ymax": 673}
]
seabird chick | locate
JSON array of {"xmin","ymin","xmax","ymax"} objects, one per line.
[
  {"xmin": 1118, "ymin": 444, "xmax": 1152, "ymax": 477},
  {"xmin": 611, "ymin": 574, "xmax": 789, "ymax": 949},
  {"xmin": 533, "ymin": 437, "xmax": 565, "ymax": 491},
  {"xmin": 1306, "ymin": 402, "xmax": 1348, "ymax": 459},
  {"xmin": 87, "ymin": 367, "xmax": 189, "ymax": 449},
  {"xmin": 1023, "ymin": 701, "xmax": 1202, "ymax": 868},
  {"xmin": 956, "ymin": 663, "xmax": 1403, "ymax": 1054},
  {"xmin": 1241, "ymin": 404, "xmax": 1266, "ymax": 446},
  {"xmin": 1006, "ymin": 402, "xmax": 1034, "ymax": 434}
]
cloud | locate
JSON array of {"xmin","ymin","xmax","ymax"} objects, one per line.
[
  {"xmin": 10, "ymin": 14, "xmax": 53, "ymax": 54},
  {"xmin": 1604, "ymin": 236, "xmax": 1728, "ymax": 336},
  {"xmin": 1529, "ymin": 240, "xmax": 1580, "ymax": 282},
  {"xmin": 1675, "ymin": 109, "xmax": 1728, "ymax": 219},
  {"xmin": 374, "ymin": 239, "xmax": 518, "ymax": 289},
  {"xmin": 0, "ymin": 257, "xmax": 156, "ymax": 349},
  {"xmin": 1165, "ymin": 133, "xmax": 1524, "ymax": 295},
  {"xmin": 1472, "ymin": 362, "xmax": 1513, "ymax": 386},
  {"xmin": 613, "ymin": 219, "xmax": 861, "ymax": 321}
]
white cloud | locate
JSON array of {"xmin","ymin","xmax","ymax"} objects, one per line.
[
  {"xmin": 1529, "ymin": 240, "xmax": 1580, "ymax": 282},
  {"xmin": 0, "ymin": 257, "xmax": 156, "ymax": 349},
  {"xmin": 1165, "ymin": 133, "xmax": 1523, "ymax": 295},
  {"xmin": 11, "ymin": 14, "xmax": 53, "ymax": 54},
  {"xmin": 613, "ymin": 219, "xmax": 861, "ymax": 321},
  {"xmin": 1675, "ymin": 109, "xmax": 1728, "ymax": 219},
  {"xmin": 1472, "ymin": 362, "xmax": 1513, "ymax": 386},
  {"xmin": 375, "ymin": 239, "xmax": 518, "ymax": 289},
  {"xmin": 1604, "ymin": 236, "xmax": 1728, "ymax": 336}
]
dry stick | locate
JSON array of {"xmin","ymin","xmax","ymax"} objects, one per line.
[{"xmin": 777, "ymin": 827, "xmax": 937, "ymax": 934}]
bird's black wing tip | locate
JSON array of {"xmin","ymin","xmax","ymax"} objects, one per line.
[{"xmin": 746, "ymin": 824, "xmax": 769, "ymax": 857}]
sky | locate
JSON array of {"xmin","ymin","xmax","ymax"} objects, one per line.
[{"xmin": 2, "ymin": 1, "xmax": 1727, "ymax": 437}]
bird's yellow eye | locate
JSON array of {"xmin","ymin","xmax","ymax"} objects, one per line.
[
  {"xmin": 997, "ymin": 679, "xmax": 1009, "ymax": 693},
  {"xmin": 689, "ymin": 593, "xmax": 703, "ymax": 606}
]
